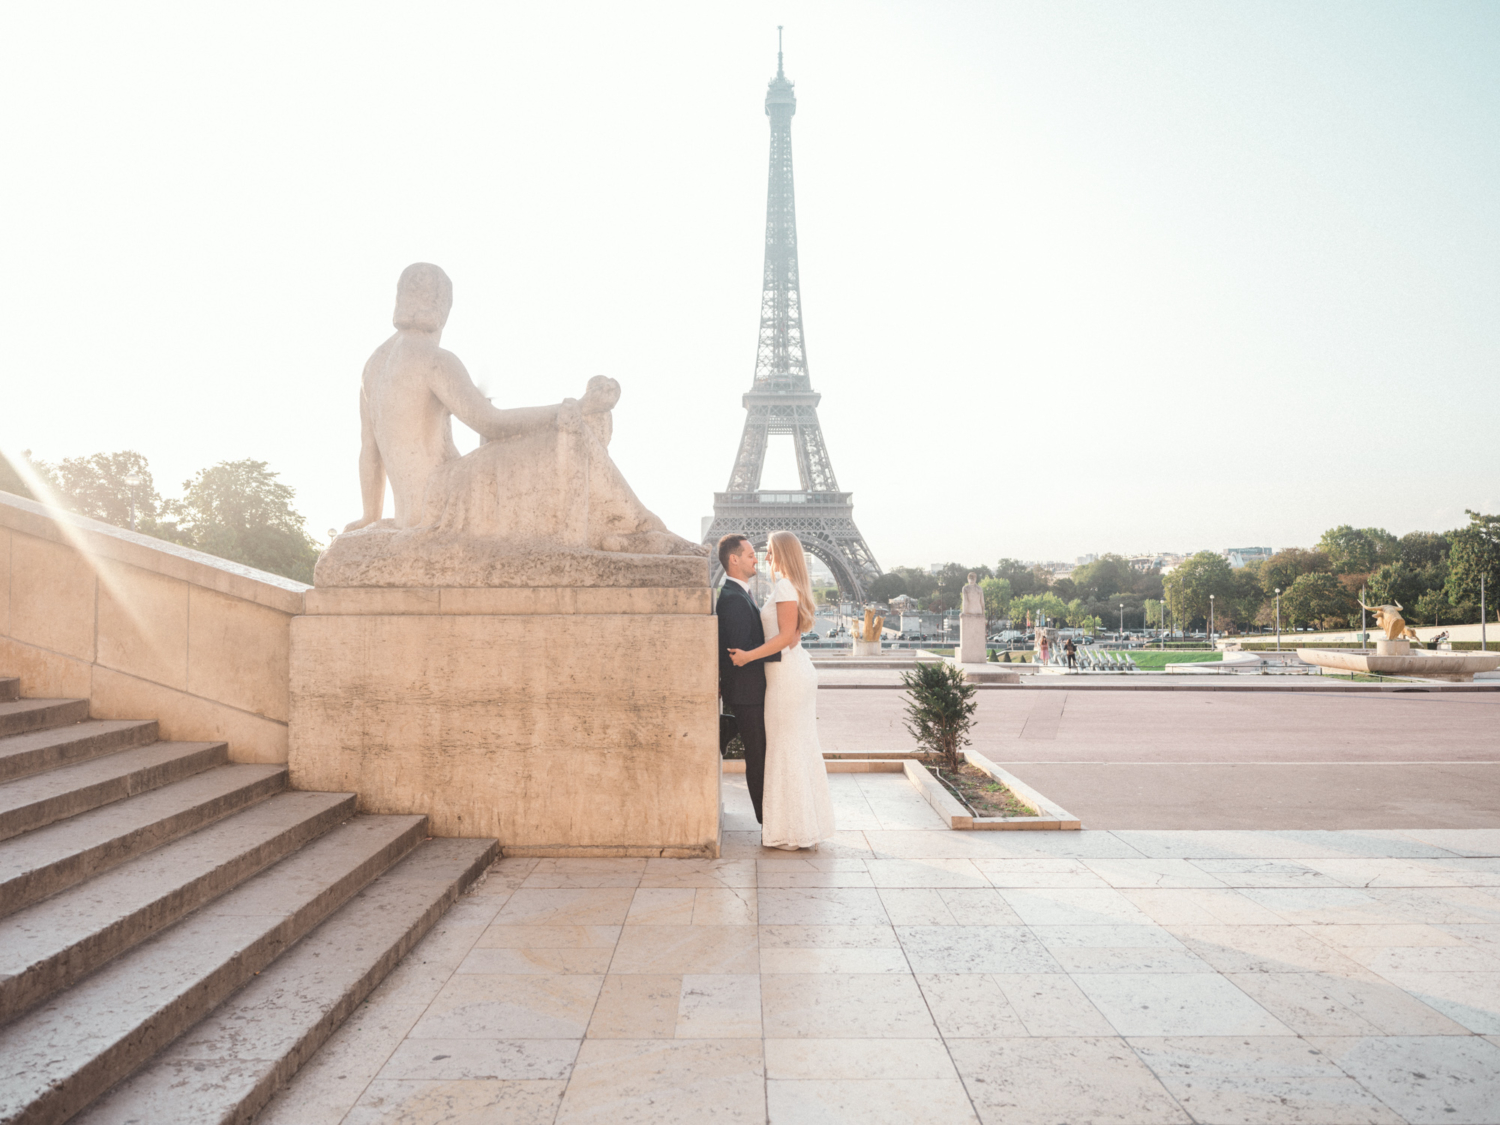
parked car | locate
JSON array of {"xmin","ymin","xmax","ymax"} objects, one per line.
[{"xmin": 801, "ymin": 631, "xmax": 820, "ymax": 642}]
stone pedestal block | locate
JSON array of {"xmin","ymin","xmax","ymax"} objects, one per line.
[
  {"xmin": 852, "ymin": 639, "xmax": 883, "ymax": 657},
  {"xmin": 959, "ymin": 613, "xmax": 987, "ymax": 664},
  {"xmin": 288, "ymin": 588, "xmax": 720, "ymax": 857},
  {"xmin": 1376, "ymin": 639, "xmax": 1411, "ymax": 656}
]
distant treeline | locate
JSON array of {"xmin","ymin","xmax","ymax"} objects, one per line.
[{"xmin": 1, "ymin": 450, "xmax": 320, "ymax": 584}]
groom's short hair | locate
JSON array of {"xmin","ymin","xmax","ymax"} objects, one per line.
[{"xmin": 717, "ymin": 533, "xmax": 750, "ymax": 573}]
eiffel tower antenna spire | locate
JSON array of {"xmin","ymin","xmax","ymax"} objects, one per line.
[{"xmin": 703, "ymin": 37, "xmax": 882, "ymax": 604}]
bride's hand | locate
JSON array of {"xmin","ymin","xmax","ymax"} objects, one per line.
[{"xmin": 728, "ymin": 648, "xmax": 752, "ymax": 667}]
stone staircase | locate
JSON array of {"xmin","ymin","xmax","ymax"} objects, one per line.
[{"xmin": 0, "ymin": 675, "xmax": 498, "ymax": 1125}]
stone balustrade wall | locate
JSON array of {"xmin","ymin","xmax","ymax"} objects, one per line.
[{"xmin": 0, "ymin": 491, "xmax": 306, "ymax": 763}]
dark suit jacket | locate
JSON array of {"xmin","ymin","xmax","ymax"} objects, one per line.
[{"xmin": 715, "ymin": 581, "xmax": 780, "ymax": 705}]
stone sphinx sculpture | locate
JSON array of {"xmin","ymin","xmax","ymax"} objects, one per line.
[
  {"xmin": 1358, "ymin": 599, "xmax": 1421, "ymax": 643},
  {"xmin": 317, "ymin": 263, "xmax": 709, "ymax": 587}
]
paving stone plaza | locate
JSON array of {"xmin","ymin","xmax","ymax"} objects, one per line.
[{"xmin": 260, "ymin": 690, "xmax": 1500, "ymax": 1125}]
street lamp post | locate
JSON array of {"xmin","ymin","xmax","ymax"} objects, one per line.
[
  {"xmin": 1361, "ymin": 587, "xmax": 1368, "ymax": 651},
  {"xmin": 1209, "ymin": 594, "xmax": 1215, "ymax": 649},
  {"xmin": 1119, "ymin": 603, "xmax": 1124, "ymax": 642},
  {"xmin": 1275, "ymin": 588, "xmax": 1281, "ymax": 652},
  {"xmin": 122, "ymin": 473, "xmax": 142, "ymax": 531}
]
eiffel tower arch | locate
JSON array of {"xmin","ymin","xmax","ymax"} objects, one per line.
[{"xmin": 703, "ymin": 33, "xmax": 882, "ymax": 603}]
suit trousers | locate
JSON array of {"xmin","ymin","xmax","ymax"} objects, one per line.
[{"xmin": 722, "ymin": 703, "xmax": 767, "ymax": 824}]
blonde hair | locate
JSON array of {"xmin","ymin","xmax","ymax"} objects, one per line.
[{"xmin": 767, "ymin": 531, "xmax": 817, "ymax": 633}]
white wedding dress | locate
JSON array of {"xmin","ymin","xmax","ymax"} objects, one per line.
[{"xmin": 759, "ymin": 578, "xmax": 837, "ymax": 848}]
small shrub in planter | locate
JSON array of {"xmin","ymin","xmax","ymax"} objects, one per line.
[{"xmin": 900, "ymin": 662, "xmax": 978, "ymax": 773}]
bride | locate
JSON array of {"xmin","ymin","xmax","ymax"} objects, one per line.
[{"xmin": 728, "ymin": 531, "xmax": 836, "ymax": 850}]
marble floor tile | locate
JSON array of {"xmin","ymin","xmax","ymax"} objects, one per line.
[
  {"xmin": 1031, "ymin": 924, "xmax": 1211, "ymax": 973},
  {"xmin": 992, "ymin": 973, "xmax": 1117, "ymax": 1036},
  {"xmin": 1122, "ymin": 888, "xmax": 1287, "ymax": 926},
  {"xmin": 1442, "ymin": 923, "xmax": 1500, "ymax": 952},
  {"xmin": 758, "ymin": 888, "xmax": 890, "ymax": 926},
  {"xmin": 1226, "ymin": 972, "xmax": 1467, "ymax": 1037},
  {"xmin": 759, "ymin": 947, "xmax": 911, "ymax": 974},
  {"xmin": 1311, "ymin": 1034, "xmax": 1500, "ymax": 1125},
  {"xmin": 766, "ymin": 1078, "xmax": 980, "ymax": 1125},
  {"xmin": 639, "ymin": 861, "xmax": 759, "ymax": 889},
  {"xmin": 862, "ymin": 829, "xmax": 1142, "ymax": 861},
  {"xmin": 1237, "ymin": 887, "xmax": 1418, "ymax": 926},
  {"xmin": 1129, "ymin": 1035, "xmax": 1404, "ymax": 1125},
  {"xmin": 1071, "ymin": 973, "xmax": 1291, "ymax": 1036},
  {"xmin": 342, "ymin": 1079, "xmax": 565, "ymax": 1125},
  {"xmin": 878, "ymin": 888, "xmax": 960, "ymax": 925},
  {"xmin": 938, "ymin": 888, "xmax": 1025, "ymax": 925},
  {"xmin": 917, "ymin": 973, "xmax": 1029, "ymax": 1037},
  {"xmin": 756, "ymin": 869, "xmax": 876, "ymax": 888},
  {"xmin": 475, "ymin": 924, "xmax": 620, "ymax": 950},
  {"xmin": 675, "ymin": 974, "xmax": 761, "ymax": 1038},
  {"xmin": 376, "ymin": 1037, "xmax": 579, "ymax": 1081},
  {"xmin": 693, "ymin": 887, "xmax": 758, "ymax": 925},
  {"xmin": 473, "ymin": 857, "xmax": 539, "ymax": 892},
  {"xmin": 947, "ymin": 1036, "xmax": 1189, "ymax": 1125},
  {"xmin": 494, "ymin": 888, "xmax": 636, "ymax": 927},
  {"xmin": 758, "ymin": 925, "xmax": 900, "ymax": 949},
  {"xmin": 764, "ymin": 1037, "xmax": 958, "ymax": 1079},
  {"xmin": 586, "ymin": 974, "xmax": 680, "ymax": 1038},
  {"xmin": 456, "ymin": 946, "xmax": 615, "ymax": 975},
  {"xmin": 761, "ymin": 973, "xmax": 939, "ymax": 1038},
  {"xmin": 1341, "ymin": 943, "xmax": 1500, "ymax": 976},
  {"xmin": 411, "ymin": 974, "xmax": 603, "ymax": 1039},
  {"xmin": 758, "ymin": 853, "xmax": 872, "ymax": 873},
  {"xmin": 1372, "ymin": 971, "xmax": 1500, "ymax": 1034},
  {"xmin": 998, "ymin": 887, "xmax": 1155, "ymax": 926},
  {"xmin": 973, "ymin": 860, "xmax": 1111, "ymax": 889},
  {"xmin": 555, "ymin": 1039, "xmax": 766, "ymax": 1125},
  {"xmin": 1172, "ymin": 925, "xmax": 1378, "ymax": 975},
  {"xmin": 1190, "ymin": 859, "xmax": 1346, "ymax": 888},
  {"xmin": 1397, "ymin": 828, "xmax": 1500, "ymax": 858},
  {"xmin": 609, "ymin": 925, "xmax": 759, "ymax": 974},
  {"xmin": 522, "ymin": 859, "xmax": 645, "ymax": 888},
  {"xmin": 896, "ymin": 925, "xmax": 1061, "ymax": 974},
  {"xmin": 1082, "ymin": 858, "xmax": 1229, "ymax": 889},
  {"xmin": 1374, "ymin": 886, "xmax": 1500, "ymax": 926},
  {"xmin": 864, "ymin": 858, "xmax": 989, "ymax": 889},
  {"xmin": 1300, "ymin": 923, "xmax": 1469, "ymax": 949},
  {"xmin": 626, "ymin": 888, "xmax": 696, "ymax": 925},
  {"xmin": 1309, "ymin": 858, "xmax": 1477, "ymax": 888}
]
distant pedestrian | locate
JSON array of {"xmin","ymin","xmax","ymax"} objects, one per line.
[{"xmin": 1064, "ymin": 638, "xmax": 1077, "ymax": 669}]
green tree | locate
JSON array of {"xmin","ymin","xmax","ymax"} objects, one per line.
[
  {"xmin": 165, "ymin": 460, "xmax": 320, "ymax": 583},
  {"xmin": 979, "ymin": 577, "xmax": 1011, "ymax": 621},
  {"xmin": 1258, "ymin": 547, "xmax": 1331, "ymax": 596},
  {"xmin": 1070, "ymin": 554, "xmax": 1136, "ymax": 602},
  {"xmin": 1398, "ymin": 531, "xmax": 1450, "ymax": 570},
  {"xmin": 1445, "ymin": 511, "xmax": 1500, "ymax": 618},
  {"xmin": 23, "ymin": 449, "xmax": 164, "ymax": 531},
  {"xmin": 900, "ymin": 662, "xmax": 977, "ymax": 772},
  {"xmin": 0, "ymin": 450, "xmax": 39, "ymax": 499},
  {"xmin": 994, "ymin": 558, "xmax": 1048, "ymax": 599},
  {"xmin": 867, "ymin": 572, "xmax": 908, "ymax": 604},
  {"xmin": 1163, "ymin": 551, "xmax": 1235, "ymax": 629},
  {"xmin": 1317, "ymin": 525, "xmax": 1398, "ymax": 576},
  {"xmin": 1010, "ymin": 592, "xmax": 1068, "ymax": 627},
  {"xmin": 1281, "ymin": 572, "xmax": 1353, "ymax": 629}
]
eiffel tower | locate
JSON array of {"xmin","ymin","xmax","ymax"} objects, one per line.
[{"xmin": 703, "ymin": 33, "xmax": 882, "ymax": 603}]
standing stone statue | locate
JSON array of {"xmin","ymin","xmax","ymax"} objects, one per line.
[
  {"xmin": 958, "ymin": 571, "xmax": 986, "ymax": 664},
  {"xmin": 318, "ymin": 263, "xmax": 708, "ymax": 587}
]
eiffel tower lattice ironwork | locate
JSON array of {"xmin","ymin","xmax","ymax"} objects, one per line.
[{"xmin": 703, "ymin": 33, "xmax": 882, "ymax": 603}]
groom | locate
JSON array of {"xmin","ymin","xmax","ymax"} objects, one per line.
[{"xmin": 715, "ymin": 533, "xmax": 779, "ymax": 824}]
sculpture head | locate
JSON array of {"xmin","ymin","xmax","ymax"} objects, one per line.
[
  {"xmin": 393, "ymin": 263, "xmax": 453, "ymax": 332},
  {"xmin": 968, "ymin": 571, "xmax": 978, "ymax": 585}
]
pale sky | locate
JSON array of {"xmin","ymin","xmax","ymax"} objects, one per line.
[{"xmin": 3, "ymin": 2, "xmax": 1496, "ymax": 570}]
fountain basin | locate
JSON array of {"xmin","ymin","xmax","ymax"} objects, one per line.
[{"xmin": 1297, "ymin": 645, "xmax": 1500, "ymax": 682}]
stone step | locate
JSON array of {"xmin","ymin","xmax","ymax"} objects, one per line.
[
  {"xmin": 0, "ymin": 813, "xmax": 427, "ymax": 1125},
  {"xmin": 0, "ymin": 678, "xmax": 18, "ymax": 703},
  {"xmin": 0, "ymin": 697, "xmax": 89, "ymax": 738},
  {"xmin": 76, "ymin": 837, "xmax": 498, "ymax": 1125},
  {"xmin": 0, "ymin": 763, "xmax": 289, "ymax": 918},
  {"xmin": 0, "ymin": 718, "xmax": 160, "ymax": 784},
  {"xmin": 0, "ymin": 740, "xmax": 227, "ymax": 842},
  {"xmin": 0, "ymin": 788, "xmax": 356, "ymax": 1024}
]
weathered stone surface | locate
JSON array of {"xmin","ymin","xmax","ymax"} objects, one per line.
[
  {"xmin": 316, "ymin": 529, "xmax": 708, "ymax": 589},
  {"xmin": 289, "ymin": 612, "xmax": 719, "ymax": 854},
  {"xmin": 0, "ymin": 718, "xmax": 157, "ymax": 784}
]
